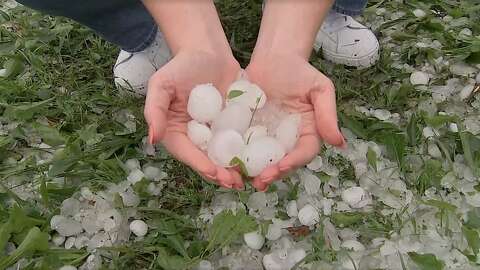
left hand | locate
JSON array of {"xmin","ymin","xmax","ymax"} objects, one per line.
[{"xmin": 245, "ymin": 53, "xmax": 346, "ymax": 191}]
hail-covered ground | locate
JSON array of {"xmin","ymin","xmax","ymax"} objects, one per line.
[{"xmin": 0, "ymin": 0, "xmax": 479, "ymax": 269}]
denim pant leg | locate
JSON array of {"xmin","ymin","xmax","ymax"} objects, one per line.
[
  {"xmin": 332, "ymin": 0, "xmax": 368, "ymax": 16},
  {"xmin": 16, "ymin": 0, "xmax": 157, "ymax": 53}
]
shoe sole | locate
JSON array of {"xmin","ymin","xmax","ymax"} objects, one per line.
[{"xmin": 314, "ymin": 41, "xmax": 380, "ymax": 68}]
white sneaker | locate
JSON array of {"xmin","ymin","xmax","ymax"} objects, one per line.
[
  {"xmin": 314, "ymin": 11, "xmax": 379, "ymax": 68},
  {"xmin": 113, "ymin": 31, "xmax": 172, "ymax": 96}
]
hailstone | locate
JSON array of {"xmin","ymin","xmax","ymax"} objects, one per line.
[
  {"xmin": 341, "ymin": 240, "xmax": 365, "ymax": 252},
  {"xmin": 341, "ymin": 187, "xmax": 367, "ymax": 208},
  {"xmin": 187, "ymin": 120, "xmax": 212, "ymax": 150},
  {"xmin": 129, "ymin": 220, "xmax": 148, "ymax": 237},
  {"xmin": 244, "ymin": 125, "xmax": 268, "ymax": 144},
  {"xmin": 241, "ymin": 136, "xmax": 286, "ymax": 177},
  {"xmin": 208, "ymin": 129, "xmax": 245, "ymax": 167},
  {"xmin": 275, "ymin": 114, "xmax": 301, "ymax": 153},
  {"xmin": 298, "ymin": 204, "xmax": 320, "ymax": 226},
  {"xmin": 226, "ymin": 79, "xmax": 267, "ymax": 110},
  {"xmin": 187, "ymin": 83, "xmax": 223, "ymax": 123},
  {"xmin": 59, "ymin": 266, "xmax": 77, "ymax": 270},
  {"xmin": 410, "ymin": 71, "xmax": 429, "ymax": 85},
  {"xmin": 286, "ymin": 200, "xmax": 298, "ymax": 217},
  {"xmin": 211, "ymin": 103, "xmax": 252, "ymax": 134},
  {"xmin": 243, "ymin": 230, "xmax": 265, "ymax": 250},
  {"xmin": 412, "ymin": 9, "xmax": 426, "ymax": 18}
]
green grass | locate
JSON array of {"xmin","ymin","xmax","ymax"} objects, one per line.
[{"xmin": 1, "ymin": 0, "xmax": 480, "ymax": 269}]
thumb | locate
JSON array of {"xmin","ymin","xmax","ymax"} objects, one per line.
[
  {"xmin": 309, "ymin": 77, "xmax": 346, "ymax": 148},
  {"xmin": 144, "ymin": 75, "xmax": 175, "ymax": 144}
]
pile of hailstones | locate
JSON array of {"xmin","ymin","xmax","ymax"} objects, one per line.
[
  {"xmin": 187, "ymin": 80, "xmax": 300, "ymax": 177},
  {"xmin": 50, "ymin": 160, "xmax": 167, "ymax": 269}
]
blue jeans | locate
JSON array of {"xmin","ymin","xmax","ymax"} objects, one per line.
[{"xmin": 17, "ymin": 0, "xmax": 368, "ymax": 53}]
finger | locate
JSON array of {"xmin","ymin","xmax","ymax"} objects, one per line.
[
  {"xmin": 216, "ymin": 167, "xmax": 235, "ymax": 189},
  {"xmin": 310, "ymin": 80, "xmax": 346, "ymax": 148},
  {"xmin": 252, "ymin": 178, "xmax": 268, "ymax": 192},
  {"xmin": 278, "ymin": 134, "xmax": 321, "ymax": 173},
  {"xmin": 256, "ymin": 165, "xmax": 281, "ymax": 184},
  {"xmin": 144, "ymin": 75, "xmax": 175, "ymax": 144},
  {"xmin": 162, "ymin": 132, "xmax": 217, "ymax": 179},
  {"xmin": 227, "ymin": 168, "xmax": 244, "ymax": 190}
]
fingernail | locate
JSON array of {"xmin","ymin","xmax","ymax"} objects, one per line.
[
  {"xmin": 279, "ymin": 165, "xmax": 291, "ymax": 172},
  {"xmin": 261, "ymin": 177, "xmax": 274, "ymax": 183},
  {"xmin": 205, "ymin": 173, "xmax": 216, "ymax": 179}
]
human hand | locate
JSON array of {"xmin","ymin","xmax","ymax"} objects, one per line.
[
  {"xmin": 144, "ymin": 50, "xmax": 245, "ymax": 190},
  {"xmin": 246, "ymin": 53, "xmax": 346, "ymax": 191}
]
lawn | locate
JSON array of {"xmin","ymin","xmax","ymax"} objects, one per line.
[{"xmin": 0, "ymin": 0, "xmax": 480, "ymax": 269}]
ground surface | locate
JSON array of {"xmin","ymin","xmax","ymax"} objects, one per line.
[{"xmin": 0, "ymin": 0, "xmax": 480, "ymax": 269}]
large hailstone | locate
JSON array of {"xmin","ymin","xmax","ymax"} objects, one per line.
[
  {"xmin": 275, "ymin": 114, "xmax": 301, "ymax": 153},
  {"xmin": 226, "ymin": 79, "xmax": 267, "ymax": 110},
  {"xmin": 187, "ymin": 83, "xmax": 223, "ymax": 123},
  {"xmin": 241, "ymin": 136, "xmax": 286, "ymax": 177},
  {"xmin": 129, "ymin": 220, "xmax": 148, "ymax": 237},
  {"xmin": 211, "ymin": 103, "xmax": 253, "ymax": 134},
  {"xmin": 410, "ymin": 71, "xmax": 429, "ymax": 85},
  {"xmin": 244, "ymin": 125, "xmax": 268, "ymax": 144},
  {"xmin": 298, "ymin": 204, "xmax": 319, "ymax": 226},
  {"xmin": 341, "ymin": 187, "xmax": 368, "ymax": 208},
  {"xmin": 208, "ymin": 129, "xmax": 245, "ymax": 167},
  {"xmin": 187, "ymin": 120, "xmax": 212, "ymax": 150},
  {"xmin": 243, "ymin": 230, "xmax": 265, "ymax": 250}
]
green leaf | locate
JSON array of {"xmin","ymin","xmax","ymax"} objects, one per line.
[
  {"xmin": 424, "ymin": 199, "xmax": 457, "ymax": 212},
  {"xmin": 2, "ymin": 57, "xmax": 24, "ymax": 78},
  {"xmin": 379, "ymin": 133, "xmax": 406, "ymax": 169},
  {"xmin": 417, "ymin": 159, "xmax": 444, "ymax": 194},
  {"xmin": 424, "ymin": 115, "xmax": 457, "ymax": 128},
  {"xmin": 339, "ymin": 113, "xmax": 368, "ymax": 140},
  {"xmin": 458, "ymin": 123, "xmax": 479, "ymax": 176},
  {"xmin": 206, "ymin": 209, "xmax": 256, "ymax": 253},
  {"xmin": 1, "ymin": 97, "xmax": 55, "ymax": 121},
  {"xmin": 366, "ymin": 147, "xmax": 377, "ymax": 172},
  {"xmin": 230, "ymin": 157, "xmax": 249, "ymax": 178},
  {"xmin": 165, "ymin": 234, "xmax": 189, "ymax": 258},
  {"xmin": 227, "ymin": 90, "xmax": 245, "ymax": 100},
  {"xmin": 32, "ymin": 123, "xmax": 65, "ymax": 146},
  {"xmin": 407, "ymin": 113, "xmax": 420, "ymax": 146},
  {"xmin": 408, "ymin": 252, "xmax": 444, "ymax": 270},
  {"xmin": 156, "ymin": 247, "xmax": 190, "ymax": 270},
  {"xmin": 466, "ymin": 51, "xmax": 480, "ymax": 64},
  {"xmin": 463, "ymin": 225, "xmax": 480, "ymax": 255},
  {"xmin": 465, "ymin": 208, "xmax": 480, "ymax": 229},
  {"xmin": 331, "ymin": 212, "xmax": 364, "ymax": 227},
  {"xmin": 0, "ymin": 227, "xmax": 49, "ymax": 269}
]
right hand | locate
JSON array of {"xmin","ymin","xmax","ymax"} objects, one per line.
[{"xmin": 144, "ymin": 50, "xmax": 244, "ymax": 190}]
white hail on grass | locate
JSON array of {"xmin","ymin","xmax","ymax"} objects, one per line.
[{"xmin": 129, "ymin": 220, "xmax": 148, "ymax": 237}]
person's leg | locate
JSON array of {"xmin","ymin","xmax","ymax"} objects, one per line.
[
  {"xmin": 314, "ymin": 0, "xmax": 379, "ymax": 68},
  {"xmin": 16, "ymin": 0, "xmax": 157, "ymax": 52},
  {"xmin": 331, "ymin": 0, "xmax": 368, "ymax": 16},
  {"xmin": 16, "ymin": 0, "xmax": 171, "ymax": 95}
]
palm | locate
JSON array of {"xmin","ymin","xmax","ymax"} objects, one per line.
[
  {"xmin": 144, "ymin": 50, "xmax": 244, "ymax": 189},
  {"xmin": 245, "ymin": 54, "xmax": 345, "ymax": 190}
]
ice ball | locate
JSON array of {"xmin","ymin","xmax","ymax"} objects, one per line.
[
  {"xmin": 298, "ymin": 204, "xmax": 320, "ymax": 226},
  {"xmin": 187, "ymin": 120, "xmax": 212, "ymax": 151},
  {"xmin": 243, "ymin": 230, "xmax": 265, "ymax": 250},
  {"xmin": 208, "ymin": 129, "xmax": 245, "ymax": 167},
  {"xmin": 187, "ymin": 83, "xmax": 223, "ymax": 123},
  {"xmin": 211, "ymin": 103, "xmax": 252, "ymax": 134},
  {"xmin": 275, "ymin": 114, "xmax": 301, "ymax": 153},
  {"xmin": 341, "ymin": 186, "xmax": 367, "ymax": 208},
  {"xmin": 410, "ymin": 71, "xmax": 429, "ymax": 85},
  {"xmin": 244, "ymin": 125, "xmax": 268, "ymax": 144},
  {"xmin": 241, "ymin": 136, "xmax": 285, "ymax": 177},
  {"xmin": 226, "ymin": 79, "xmax": 267, "ymax": 110},
  {"xmin": 129, "ymin": 220, "xmax": 148, "ymax": 237}
]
